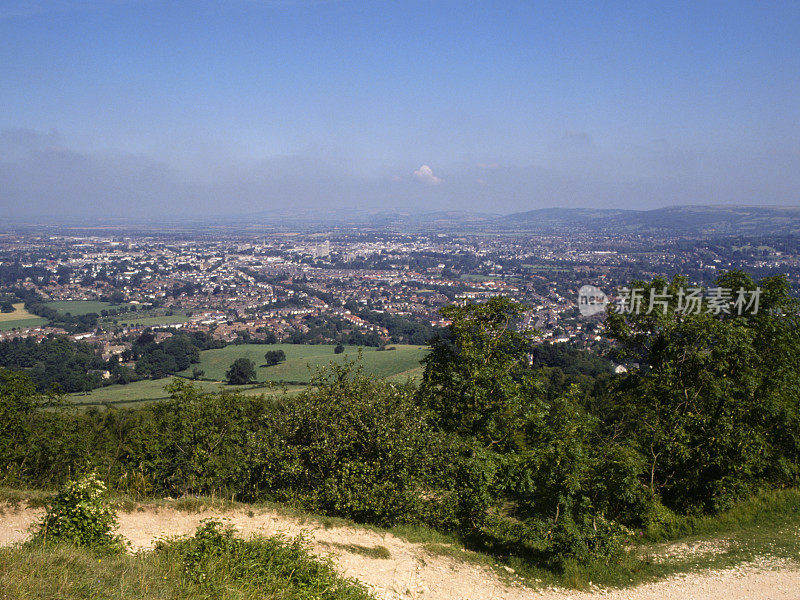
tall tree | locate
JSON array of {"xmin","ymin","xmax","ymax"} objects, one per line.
[
  {"xmin": 418, "ymin": 296, "xmax": 537, "ymax": 447},
  {"xmin": 603, "ymin": 272, "xmax": 800, "ymax": 510},
  {"xmin": 226, "ymin": 358, "xmax": 257, "ymax": 385}
]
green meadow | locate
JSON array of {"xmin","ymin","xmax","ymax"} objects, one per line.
[
  {"xmin": 179, "ymin": 343, "xmax": 429, "ymax": 384},
  {"xmin": 44, "ymin": 300, "xmax": 123, "ymax": 315},
  {"xmin": 66, "ymin": 344, "xmax": 426, "ymax": 408},
  {"xmin": 0, "ymin": 318, "xmax": 49, "ymax": 331},
  {"xmin": 0, "ymin": 303, "xmax": 48, "ymax": 331},
  {"xmin": 69, "ymin": 377, "xmax": 304, "ymax": 408}
]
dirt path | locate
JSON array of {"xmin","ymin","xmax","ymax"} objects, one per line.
[{"xmin": 2, "ymin": 503, "xmax": 799, "ymax": 600}]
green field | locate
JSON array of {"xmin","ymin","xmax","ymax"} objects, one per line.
[
  {"xmin": 0, "ymin": 303, "xmax": 48, "ymax": 330},
  {"xmin": 0, "ymin": 317, "xmax": 49, "ymax": 331},
  {"xmin": 459, "ymin": 273, "xmax": 497, "ymax": 282},
  {"xmin": 179, "ymin": 344, "xmax": 429, "ymax": 384},
  {"xmin": 45, "ymin": 300, "xmax": 131, "ymax": 315},
  {"xmin": 64, "ymin": 344, "xmax": 428, "ymax": 408},
  {"xmin": 0, "ymin": 303, "xmax": 35, "ymax": 322},
  {"xmin": 69, "ymin": 377, "xmax": 304, "ymax": 408},
  {"xmin": 109, "ymin": 313, "xmax": 190, "ymax": 327},
  {"xmin": 385, "ymin": 366, "xmax": 425, "ymax": 383}
]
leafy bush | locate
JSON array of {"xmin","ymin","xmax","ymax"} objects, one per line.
[
  {"xmin": 32, "ymin": 472, "xmax": 125, "ymax": 553},
  {"xmin": 604, "ymin": 271, "xmax": 800, "ymax": 512},
  {"xmin": 256, "ymin": 360, "xmax": 439, "ymax": 525}
]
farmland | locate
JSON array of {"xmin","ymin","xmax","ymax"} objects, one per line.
[
  {"xmin": 44, "ymin": 300, "xmax": 132, "ymax": 315},
  {"xmin": 177, "ymin": 343, "xmax": 429, "ymax": 384},
  {"xmin": 0, "ymin": 303, "xmax": 48, "ymax": 331},
  {"xmin": 65, "ymin": 344, "xmax": 427, "ymax": 408},
  {"xmin": 106, "ymin": 312, "xmax": 190, "ymax": 327},
  {"xmin": 69, "ymin": 377, "xmax": 305, "ymax": 408}
]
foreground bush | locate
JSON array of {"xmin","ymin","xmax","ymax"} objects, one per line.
[
  {"xmin": 31, "ymin": 472, "xmax": 125, "ymax": 553},
  {"xmin": 256, "ymin": 360, "xmax": 442, "ymax": 526}
]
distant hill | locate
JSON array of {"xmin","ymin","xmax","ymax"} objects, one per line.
[
  {"xmin": 364, "ymin": 210, "xmax": 501, "ymax": 230},
  {"xmin": 497, "ymin": 208, "xmax": 632, "ymax": 230},
  {"xmin": 358, "ymin": 205, "xmax": 800, "ymax": 236},
  {"xmin": 497, "ymin": 205, "xmax": 800, "ymax": 235},
  {"xmin": 13, "ymin": 205, "xmax": 798, "ymax": 237}
]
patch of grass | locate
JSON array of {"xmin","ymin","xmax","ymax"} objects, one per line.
[
  {"xmin": 644, "ymin": 487, "xmax": 800, "ymax": 541},
  {"xmin": 385, "ymin": 365, "xmax": 425, "ymax": 383},
  {"xmin": 168, "ymin": 496, "xmax": 238, "ymax": 514},
  {"xmin": 0, "ymin": 317, "xmax": 49, "ymax": 331},
  {"xmin": 386, "ymin": 523, "xmax": 461, "ymax": 547},
  {"xmin": 108, "ymin": 493, "xmax": 242, "ymax": 515},
  {"xmin": 322, "ymin": 542, "xmax": 392, "ymax": 559},
  {"xmin": 0, "ymin": 303, "xmax": 35, "ymax": 322},
  {"xmin": 0, "ymin": 543, "xmax": 180, "ymax": 600},
  {"xmin": 157, "ymin": 520, "xmax": 375, "ymax": 599},
  {"xmin": 0, "ymin": 487, "xmax": 53, "ymax": 509},
  {"xmin": 66, "ymin": 377, "xmax": 304, "ymax": 409}
]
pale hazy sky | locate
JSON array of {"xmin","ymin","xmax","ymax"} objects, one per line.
[{"xmin": 1, "ymin": 1, "xmax": 799, "ymax": 219}]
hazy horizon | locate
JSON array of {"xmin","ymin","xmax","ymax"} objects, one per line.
[{"xmin": 2, "ymin": 1, "xmax": 799, "ymax": 219}]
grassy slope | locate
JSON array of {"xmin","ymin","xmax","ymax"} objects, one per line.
[
  {"xmin": 178, "ymin": 344, "xmax": 429, "ymax": 384},
  {"xmin": 0, "ymin": 533, "xmax": 374, "ymax": 600}
]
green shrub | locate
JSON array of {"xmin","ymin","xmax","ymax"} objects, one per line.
[
  {"xmin": 32, "ymin": 472, "xmax": 125, "ymax": 553},
  {"xmin": 544, "ymin": 513, "xmax": 628, "ymax": 568},
  {"xmin": 257, "ymin": 362, "xmax": 437, "ymax": 526}
]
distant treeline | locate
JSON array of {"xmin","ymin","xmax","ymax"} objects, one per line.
[
  {"xmin": 123, "ymin": 330, "xmax": 223, "ymax": 380},
  {"xmin": 0, "ymin": 337, "xmax": 111, "ymax": 393},
  {"xmin": 0, "ymin": 330, "xmax": 223, "ymax": 393}
]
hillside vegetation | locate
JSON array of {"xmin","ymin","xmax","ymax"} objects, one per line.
[{"xmin": 1, "ymin": 270, "xmax": 799, "ymax": 582}]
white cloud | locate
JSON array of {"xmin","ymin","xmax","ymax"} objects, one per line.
[{"xmin": 413, "ymin": 164, "xmax": 441, "ymax": 185}]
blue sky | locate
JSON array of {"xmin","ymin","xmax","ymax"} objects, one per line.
[{"xmin": 1, "ymin": 0, "xmax": 799, "ymax": 218}]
